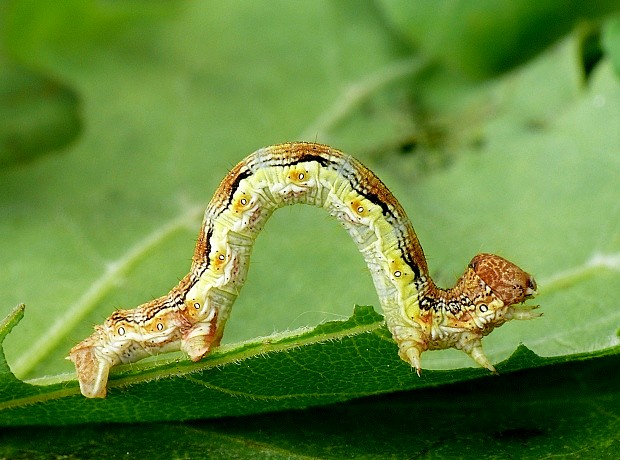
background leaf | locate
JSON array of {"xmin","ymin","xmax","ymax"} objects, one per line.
[
  {"xmin": 377, "ymin": 0, "xmax": 620, "ymax": 77},
  {"xmin": 0, "ymin": 0, "xmax": 619, "ymax": 456},
  {"xmin": 603, "ymin": 15, "xmax": 620, "ymax": 74},
  {"xmin": 0, "ymin": 59, "xmax": 81, "ymax": 167}
]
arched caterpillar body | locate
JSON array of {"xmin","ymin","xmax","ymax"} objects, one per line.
[{"xmin": 69, "ymin": 142, "xmax": 540, "ymax": 398}]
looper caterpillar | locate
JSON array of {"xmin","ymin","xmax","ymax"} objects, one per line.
[{"xmin": 69, "ymin": 142, "xmax": 540, "ymax": 398}]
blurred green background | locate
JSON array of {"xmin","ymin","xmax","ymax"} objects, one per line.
[{"xmin": 1, "ymin": 0, "xmax": 619, "ymax": 457}]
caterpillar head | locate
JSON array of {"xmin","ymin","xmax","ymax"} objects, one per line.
[{"xmin": 469, "ymin": 253, "xmax": 537, "ymax": 306}]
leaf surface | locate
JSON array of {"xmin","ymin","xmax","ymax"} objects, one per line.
[{"xmin": 0, "ymin": 0, "xmax": 619, "ymax": 443}]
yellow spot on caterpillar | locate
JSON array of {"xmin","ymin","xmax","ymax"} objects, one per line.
[
  {"xmin": 211, "ymin": 249, "xmax": 230, "ymax": 273},
  {"xmin": 348, "ymin": 198, "xmax": 372, "ymax": 220},
  {"xmin": 232, "ymin": 191, "xmax": 253, "ymax": 213},
  {"xmin": 183, "ymin": 298, "xmax": 205, "ymax": 321},
  {"xmin": 388, "ymin": 259, "xmax": 410, "ymax": 280},
  {"xmin": 287, "ymin": 167, "xmax": 309, "ymax": 185}
]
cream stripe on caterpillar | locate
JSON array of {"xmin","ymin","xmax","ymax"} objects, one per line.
[{"xmin": 69, "ymin": 142, "xmax": 540, "ymax": 398}]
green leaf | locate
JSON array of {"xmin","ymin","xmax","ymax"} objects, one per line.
[
  {"xmin": 0, "ymin": 304, "xmax": 28, "ymax": 395},
  {"xmin": 0, "ymin": 58, "xmax": 81, "ymax": 167},
  {"xmin": 603, "ymin": 15, "xmax": 620, "ymax": 76},
  {"xmin": 1, "ymin": 304, "xmax": 619, "ymax": 426},
  {"xmin": 2, "ymin": 317, "xmax": 619, "ymax": 457},
  {"xmin": 6, "ymin": 354, "xmax": 620, "ymax": 459},
  {"xmin": 0, "ymin": 3, "xmax": 619, "ymax": 456},
  {"xmin": 377, "ymin": 0, "xmax": 620, "ymax": 77}
]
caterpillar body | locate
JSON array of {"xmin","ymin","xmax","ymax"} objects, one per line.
[{"xmin": 69, "ymin": 142, "xmax": 539, "ymax": 398}]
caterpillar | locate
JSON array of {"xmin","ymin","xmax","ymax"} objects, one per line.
[{"xmin": 69, "ymin": 142, "xmax": 540, "ymax": 398}]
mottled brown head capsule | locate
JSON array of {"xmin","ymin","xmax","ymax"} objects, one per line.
[{"xmin": 469, "ymin": 253, "xmax": 537, "ymax": 306}]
